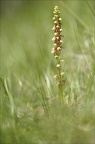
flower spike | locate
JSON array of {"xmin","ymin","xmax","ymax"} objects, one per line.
[{"xmin": 51, "ymin": 6, "xmax": 65, "ymax": 102}]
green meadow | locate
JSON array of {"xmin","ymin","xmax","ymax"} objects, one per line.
[{"xmin": 0, "ymin": 0, "xmax": 95, "ymax": 144}]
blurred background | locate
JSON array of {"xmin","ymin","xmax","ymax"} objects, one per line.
[{"xmin": 0, "ymin": 0, "xmax": 95, "ymax": 144}]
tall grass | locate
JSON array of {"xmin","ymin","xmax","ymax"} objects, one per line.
[{"xmin": 0, "ymin": 0, "xmax": 95, "ymax": 144}]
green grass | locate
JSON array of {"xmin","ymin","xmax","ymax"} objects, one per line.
[{"xmin": 0, "ymin": 0, "xmax": 95, "ymax": 144}]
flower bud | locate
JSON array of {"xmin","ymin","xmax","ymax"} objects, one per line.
[
  {"xmin": 60, "ymin": 40, "xmax": 63, "ymax": 43},
  {"xmin": 61, "ymin": 72, "xmax": 64, "ymax": 76},
  {"xmin": 60, "ymin": 59, "xmax": 64, "ymax": 62},
  {"xmin": 54, "ymin": 32, "xmax": 58, "ymax": 36},
  {"xmin": 54, "ymin": 21, "xmax": 58, "ymax": 24},
  {"xmin": 55, "ymin": 55, "xmax": 58, "ymax": 58},
  {"xmin": 54, "ymin": 43, "xmax": 57, "ymax": 46},
  {"xmin": 60, "ymin": 29, "xmax": 62, "ymax": 32},
  {"xmin": 52, "ymin": 36, "xmax": 55, "ymax": 41},
  {"xmin": 59, "ymin": 18, "xmax": 62, "ymax": 21},
  {"xmin": 52, "ymin": 17, "xmax": 55, "ymax": 20},
  {"xmin": 57, "ymin": 47, "xmax": 61, "ymax": 51},
  {"xmin": 56, "ymin": 64, "xmax": 61, "ymax": 68},
  {"xmin": 52, "ymin": 26, "xmax": 55, "ymax": 30},
  {"xmin": 56, "ymin": 25, "xmax": 60, "ymax": 28},
  {"xmin": 51, "ymin": 50, "xmax": 55, "ymax": 54},
  {"xmin": 54, "ymin": 15, "xmax": 58, "ymax": 18}
]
